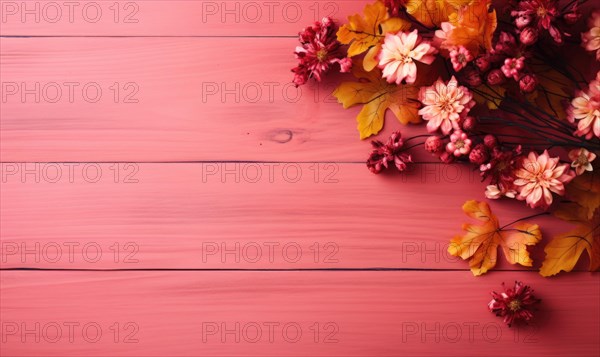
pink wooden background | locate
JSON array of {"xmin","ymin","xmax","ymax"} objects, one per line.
[{"xmin": 0, "ymin": 1, "xmax": 598, "ymax": 356}]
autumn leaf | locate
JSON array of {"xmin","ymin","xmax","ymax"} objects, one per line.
[
  {"xmin": 472, "ymin": 84, "xmax": 506, "ymax": 110},
  {"xmin": 405, "ymin": 0, "xmax": 469, "ymax": 28},
  {"xmin": 337, "ymin": 1, "xmax": 410, "ymax": 71},
  {"xmin": 528, "ymin": 59, "xmax": 572, "ymax": 121},
  {"xmin": 448, "ymin": 200, "xmax": 542, "ymax": 276},
  {"xmin": 438, "ymin": 0, "xmax": 497, "ymax": 57},
  {"xmin": 541, "ymin": 172, "xmax": 600, "ymax": 276},
  {"xmin": 333, "ymin": 60, "xmax": 421, "ymax": 139}
]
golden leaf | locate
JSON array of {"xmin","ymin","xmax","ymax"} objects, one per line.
[
  {"xmin": 405, "ymin": 0, "xmax": 469, "ymax": 28},
  {"xmin": 472, "ymin": 84, "xmax": 506, "ymax": 110},
  {"xmin": 448, "ymin": 200, "xmax": 542, "ymax": 276},
  {"xmin": 541, "ymin": 172, "xmax": 600, "ymax": 276},
  {"xmin": 333, "ymin": 60, "xmax": 421, "ymax": 139},
  {"xmin": 337, "ymin": 1, "xmax": 410, "ymax": 70}
]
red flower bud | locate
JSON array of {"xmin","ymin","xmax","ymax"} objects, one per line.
[
  {"xmin": 439, "ymin": 151, "xmax": 455, "ymax": 164},
  {"xmin": 461, "ymin": 67, "xmax": 483, "ymax": 87},
  {"xmin": 469, "ymin": 144, "xmax": 489, "ymax": 165},
  {"xmin": 519, "ymin": 27, "xmax": 538, "ymax": 46},
  {"xmin": 519, "ymin": 74, "xmax": 538, "ymax": 93},
  {"xmin": 462, "ymin": 116, "xmax": 477, "ymax": 131},
  {"xmin": 475, "ymin": 56, "xmax": 490, "ymax": 72},
  {"xmin": 424, "ymin": 136, "xmax": 443, "ymax": 154},
  {"xmin": 514, "ymin": 14, "xmax": 532, "ymax": 29},
  {"xmin": 483, "ymin": 135, "xmax": 498, "ymax": 149},
  {"xmin": 486, "ymin": 69, "xmax": 506, "ymax": 86}
]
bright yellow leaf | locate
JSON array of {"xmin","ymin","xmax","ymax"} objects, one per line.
[
  {"xmin": 333, "ymin": 60, "xmax": 421, "ymax": 139},
  {"xmin": 448, "ymin": 200, "xmax": 542, "ymax": 276},
  {"xmin": 337, "ymin": 1, "xmax": 410, "ymax": 70}
]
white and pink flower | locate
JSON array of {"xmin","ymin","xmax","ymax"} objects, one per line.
[
  {"xmin": 582, "ymin": 10, "xmax": 600, "ymax": 61},
  {"xmin": 568, "ymin": 148, "xmax": 596, "ymax": 175},
  {"xmin": 378, "ymin": 30, "xmax": 437, "ymax": 85},
  {"xmin": 568, "ymin": 72, "xmax": 600, "ymax": 139},
  {"xmin": 418, "ymin": 76, "xmax": 475, "ymax": 134},
  {"xmin": 446, "ymin": 130, "xmax": 472, "ymax": 157},
  {"xmin": 514, "ymin": 150, "xmax": 575, "ymax": 209}
]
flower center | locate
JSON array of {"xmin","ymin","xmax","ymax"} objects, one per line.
[
  {"xmin": 457, "ymin": 53, "xmax": 466, "ymax": 63},
  {"xmin": 576, "ymin": 153, "xmax": 589, "ymax": 166},
  {"xmin": 536, "ymin": 6, "xmax": 547, "ymax": 18},
  {"xmin": 316, "ymin": 49, "xmax": 328, "ymax": 62},
  {"xmin": 440, "ymin": 99, "xmax": 454, "ymax": 112},
  {"xmin": 455, "ymin": 139, "xmax": 465, "ymax": 149},
  {"xmin": 508, "ymin": 299, "xmax": 522, "ymax": 312}
]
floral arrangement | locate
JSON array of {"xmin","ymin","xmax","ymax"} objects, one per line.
[{"xmin": 291, "ymin": 0, "xmax": 599, "ymax": 280}]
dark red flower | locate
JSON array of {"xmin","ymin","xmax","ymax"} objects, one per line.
[
  {"xmin": 489, "ymin": 281, "xmax": 541, "ymax": 327},
  {"xmin": 469, "ymin": 144, "xmax": 489, "ymax": 165},
  {"xmin": 292, "ymin": 17, "xmax": 352, "ymax": 87},
  {"xmin": 510, "ymin": 0, "xmax": 570, "ymax": 44},
  {"xmin": 384, "ymin": 0, "xmax": 407, "ymax": 17},
  {"xmin": 367, "ymin": 131, "xmax": 412, "ymax": 174},
  {"xmin": 519, "ymin": 74, "xmax": 538, "ymax": 93},
  {"xmin": 480, "ymin": 145, "xmax": 523, "ymax": 194}
]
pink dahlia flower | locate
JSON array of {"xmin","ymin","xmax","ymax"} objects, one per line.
[
  {"xmin": 418, "ymin": 76, "xmax": 475, "ymax": 134},
  {"xmin": 292, "ymin": 17, "xmax": 352, "ymax": 87},
  {"xmin": 568, "ymin": 73, "xmax": 600, "ymax": 139},
  {"xmin": 514, "ymin": 150, "xmax": 575, "ymax": 209},
  {"xmin": 568, "ymin": 148, "xmax": 597, "ymax": 176},
  {"xmin": 582, "ymin": 10, "xmax": 600, "ymax": 60},
  {"xmin": 489, "ymin": 281, "xmax": 540, "ymax": 327},
  {"xmin": 378, "ymin": 30, "xmax": 437, "ymax": 85}
]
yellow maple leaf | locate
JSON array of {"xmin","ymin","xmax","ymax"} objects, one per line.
[
  {"xmin": 541, "ymin": 172, "xmax": 600, "ymax": 276},
  {"xmin": 333, "ymin": 60, "xmax": 421, "ymax": 139},
  {"xmin": 337, "ymin": 1, "xmax": 410, "ymax": 71},
  {"xmin": 472, "ymin": 84, "xmax": 506, "ymax": 110},
  {"xmin": 439, "ymin": 0, "xmax": 497, "ymax": 57},
  {"xmin": 540, "ymin": 214, "xmax": 599, "ymax": 277},
  {"xmin": 405, "ymin": 0, "xmax": 470, "ymax": 28},
  {"xmin": 448, "ymin": 200, "xmax": 542, "ymax": 276}
]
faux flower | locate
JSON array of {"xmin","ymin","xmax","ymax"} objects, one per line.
[
  {"xmin": 486, "ymin": 69, "xmax": 506, "ymax": 86},
  {"xmin": 519, "ymin": 27, "xmax": 539, "ymax": 46},
  {"xmin": 582, "ymin": 10, "xmax": 600, "ymax": 61},
  {"xmin": 378, "ymin": 30, "xmax": 437, "ymax": 85},
  {"xmin": 519, "ymin": 74, "xmax": 538, "ymax": 93},
  {"xmin": 485, "ymin": 184, "xmax": 517, "ymax": 199},
  {"xmin": 367, "ymin": 131, "xmax": 412, "ymax": 173},
  {"xmin": 501, "ymin": 57, "xmax": 525, "ymax": 80},
  {"xmin": 514, "ymin": 150, "xmax": 575, "ymax": 209},
  {"xmin": 418, "ymin": 76, "xmax": 475, "ymax": 134},
  {"xmin": 446, "ymin": 130, "xmax": 472, "ymax": 157},
  {"xmin": 511, "ymin": 0, "xmax": 563, "ymax": 44},
  {"xmin": 489, "ymin": 281, "xmax": 540, "ymax": 327},
  {"xmin": 424, "ymin": 135, "xmax": 443, "ymax": 153},
  {"xmin": 469, "ymin": 144, "xmax": 489, "ymax": 165},
  {"xmin": 569, "ymin": 148, "xmax": 597, "ymax": 175},
  {"xmin": 450, "ymin": 46, "xmax": 473, "ymax": 72},
  {"xmin": 292, "ymin": 17, "xmax": 352, "ymax": 86},
  {"xmin": 568, "ymin": 73, "xmax": 600, "ymax": 139},
  {"xmin": 480, "ymin": 145, "xmax": 522, "ymax": 196}
]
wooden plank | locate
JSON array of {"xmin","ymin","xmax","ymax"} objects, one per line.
[
  {"xmin": 0, "ymin": 163, "xmax": 581, "ymax": 270},
  {"xmin": 0, "ymin": 0, "xmax": 365, "ymax": 37},
  {"xmin": 0, "ymin": 37, "xmax": 429, "ymax": 162},
  {"xmin": 1, "ymin": 271, "xmax": 598, "ymax": 356}
]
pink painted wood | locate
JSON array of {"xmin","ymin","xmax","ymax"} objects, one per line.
[
  {"xmin": 0, "ymin": 37, "xmax": 428, "ymax": 162},
  {"xmin": 0, "ymin": 163, "xmax": 582, "ymax": 270},
  {"xmin": 0, "ymin": 0, "xmax": 366, "ymax": 36},
  {"xmin": 1, "ymin": 0, "xmax": 599, "ymax": 356}
]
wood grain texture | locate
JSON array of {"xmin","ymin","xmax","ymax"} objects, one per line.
[
  {"xmin": 1, "ymin": 271, "xmax": 599, "ymax": 357},
  {"xmin": 0, "ymin": 0, "xmax": 365, "ymax": 36},
  {"xmin": 1, "ymin": 163, "xmax": 582, "ymax": 270},
  {"xmin": 0, "ymin": 37, "xmax": 429, "ymax": 162}
]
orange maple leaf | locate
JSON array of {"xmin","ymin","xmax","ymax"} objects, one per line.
[
  {"xmin": 405, "ymin": 0, "xmax": 470, "ymax": 28},
  {"xmin": 540, "ymin": 172, "xmax": 600, "ymax": 277},
  {"xmin": 333, "ymin": 60, "xmax": 421, "ymax": 139},
  {"xmin": 437, "ymin": 0, "xmax": 497, "ymax": 57},
  {"xmin": 337, "ymin": 1, "xmax": 410, "ymax": 71},
  {"xmin": 448, "ymin": 200, "xmax": 542, "ymax": 276}
]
